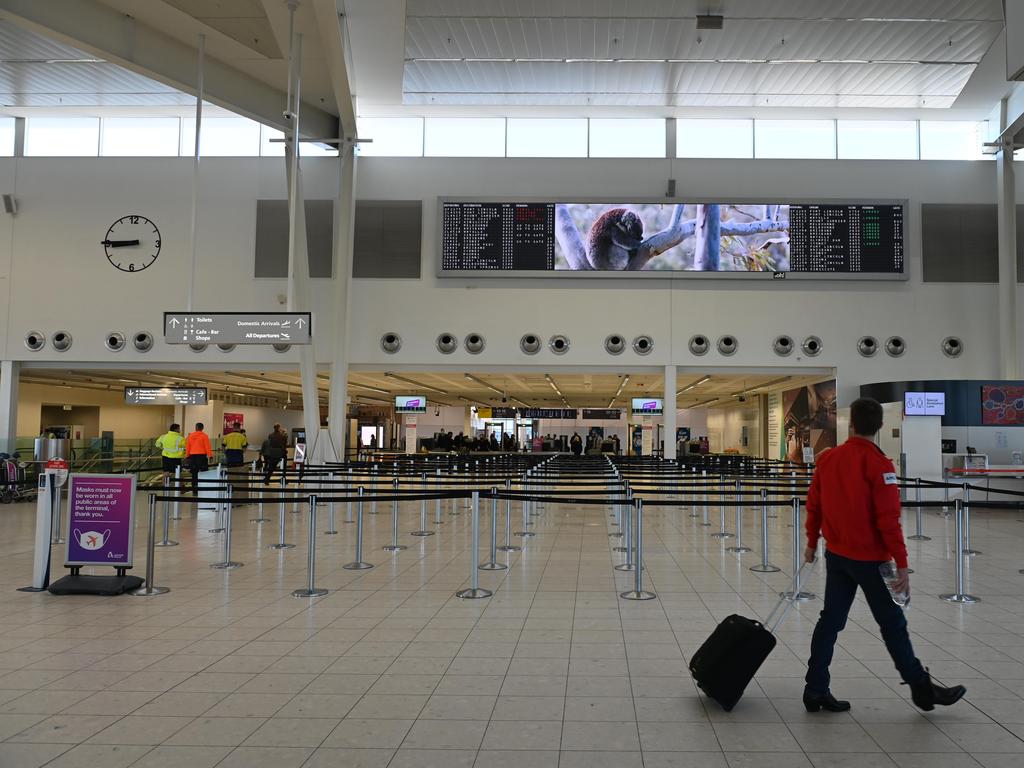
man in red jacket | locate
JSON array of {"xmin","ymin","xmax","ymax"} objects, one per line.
[{"xmin": 803, "ymin": 397, "xmax": 964, "ymax": 713}]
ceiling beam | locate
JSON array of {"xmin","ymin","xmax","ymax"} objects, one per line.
[
  {"xmin": 313, "ymin": 0, "xmax": 358, "ymax": 139},
  {"xmin": 0, "ymin": 0, "xmax": 338, "ymax": 139}
]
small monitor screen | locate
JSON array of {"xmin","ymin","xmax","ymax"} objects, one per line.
[
  {"xmin": 395, "ymin": 395, "xmax": 427, "ymax": 413},
  {"xmin": 904, "ymin": 392, "xmax": 945, "ymax": 416},
  {"xmin": 631, "ymin": 398, "xmax": 663, "ymax": 415}
]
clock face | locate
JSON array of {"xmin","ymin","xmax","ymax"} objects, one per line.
[{"xmin": 103, "ymin": 215, "xmax": 161, "ymax": 273}]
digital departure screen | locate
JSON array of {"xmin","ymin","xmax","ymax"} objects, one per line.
[{"xmin": 439, "ymin": 201, "xmax": 904, "ymax": 277}]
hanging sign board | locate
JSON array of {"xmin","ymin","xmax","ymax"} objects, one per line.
[
  {"xmin": 163, "ymin": 312, "xmax": 312, "ymax": 345},
  {"xmin": 64, "ymin": 474, "xmax": 136, "ymax": 568},
  {"xmin": 125, "ymin": 387, "xmax": 208, "ymax": 405}
]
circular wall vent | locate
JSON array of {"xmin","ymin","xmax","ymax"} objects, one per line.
[
  {"xmin": 688, "ymin": 335, "xmax": 709, "ymax": 356},
  {"xmin": 465, "ymin": 333, "xmax": 486, "ymax": 354},
  {"xmin": 52, "ymin": 331, "xmax": 73, "ymax": 352},
  {"xmin": 105, "ymin": 332, "xmax": 126, "ymax": 352},
  {"xmin": 272, "ymin": 343, "xmax": 291, "ymax": 353},
  {"xmin": 857, "ymin": 336, "xmax": 878, "ymax": 357},
  {"xmin": 801, "ymin": 335, "xmax": 823, "ymax": 357},
  {"xmin": 549, "ymin": 335, "xmax": 570, "ymax": 355},
  {"xmin": 189, "ymin": 342, "xmax": 208, "ymax": 353},
  {"xmin": 520, "ymin": 334, "xmax": 541, "ymax": 355},
  {"xmin": 217, "ymin": 343, "xmax": 236, "ymax": 352},
  {"xmin": 604, "ymin": 334, "xmax": 626, "ymax": 355},
  {"xmin": 885, "ymin": 336, "xmax": 906, "ymax": 357},
  {"xmin": 437, "ymin": 332, "xmax": 458, "ymax": 354},
  {"xmin": 772, "ymin": 335, "xmax": 794, "ymax": 356},
  {"xmin": 632, "ymin": 335, "xmax": 654, "ymax": 355},
  {"xmin": 24, "ymin": 331, "xmax": 46, "ymax": 351},
  {"xmin": 132, "ymin": 332, "xmax": 153, "ymax": 352},
  {"xmin": 717, "ymin": 335, "xmax": 738, "ymax": 356},
  {"xmin": 380, "ymin": 333, "xmax": 402, "ymax": 354},
  {"xmin": 941, "ymin": 336, "xmax": 963, "ymax": 358}
]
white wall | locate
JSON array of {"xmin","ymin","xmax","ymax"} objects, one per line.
[
  {"xmin": 0, "ymin": 155, "xmax": 1016, "ymax": 413},
  {"xmin": 707, "ymin": 402, "xmax": 762, "ymax": 455}
]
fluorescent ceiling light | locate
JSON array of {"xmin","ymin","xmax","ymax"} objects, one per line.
[{"xmin": 384, "ymin": 372, "xmax": 448, "ymax": 395}]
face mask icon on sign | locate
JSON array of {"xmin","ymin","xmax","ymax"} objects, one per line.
[{"xmin": 73, "ymin": 529, "xmax": 110, "ymax": 550}]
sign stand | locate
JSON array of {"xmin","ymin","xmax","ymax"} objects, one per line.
[
  {"xmin": 17, "ymin": 472, "xmax": 56, "ymax": 592},
  {"xmin": 47, "ymin": 474, "xmax": 144, "ymax": 596}
]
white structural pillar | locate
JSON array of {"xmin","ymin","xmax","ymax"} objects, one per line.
[
  {"xmin": 327, "ymin": 139, "xmax": 357, "ymax": 459},
  {"xmin": 0, "ymin": 360, "xmax": 18, "ymax": 452},
  {"xmin": 664, "ymin": 364, "xmax": 677, "ymax": 460},
  {"xmin": 997, "ymin": 97, "xmax": 1020, "ymax": 379}
]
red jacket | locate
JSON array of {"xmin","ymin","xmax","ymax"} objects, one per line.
[{"xmin": 806, "ymin": 436, "xmax": 908, "ymax": 569}]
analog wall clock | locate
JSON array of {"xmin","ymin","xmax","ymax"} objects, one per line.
[{"xmin": 102, "ymin": 215, "xmax": 161, "ymax": 273}]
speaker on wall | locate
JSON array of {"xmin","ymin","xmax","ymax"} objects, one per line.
[
  {"xmin": 52, "ymin": 331, "xmax": 72, "ymax": 352},
  {"xmin": 465, "ymin": 333, "xmax": 486, "ymax": 354},
  {"xmin": 520, "ymin": 334, "xmax": 541, "ymax": 355},
  {"xmin": 688, "ymin": 335, "xmax": 709, "ymax": 356},
  {"xmin": 549, "ymin": 335, "xmax": 570, "ymax": 355},
  {"xmin": 24, "ymin": 331, "xmax": 45, "ymax": 351},
  {"xmin": 801, "ymin": 336, "xmax": 823, "ymax": 357},
  {"xmin": 272, "ymin": 343, "xmax": 291, "ymax": 353},
  {"xmin": 857, "ymin": 336, "xmax": 879, "ymax": 357},
  {"xmin": 380, "ymin": 333, "xmax": 402, "ymax": 354},
  {"xmin": 217, "ymin": 343, "xmax": 236, "ymax": 352},
  {"xmin": 632, "ymin": 335, "xmax": 654, "ymax": 355},
  {"xmin": 437, "ymin": 332, "xmax": 458, "ymax": 354},
  {"xmin": 941, "ymin": 336, "xmax": 964, "ymax": 358},
  {"xmin": 189, "ymin": 342, "xmax": 208, "ymax": 353},
  {"xmin": 132, "ymin": 332, "xmax": 154, "ymax": 352},
  {"xmin": 105, "ymin": 332, "xmax": 125, "ymax": 352},
  {"xmin": 885, "ymin": 336, "xmax": 906, "ymax": 357},
  {"xmin": 717, "ymin": 335, "xmax": 738, "ymax": 356},
  {"xmin": 772, "ymin": 335, "xmax": 794, "ymax": 356},
  {"xmin": 604, "ymin": 334, "xmax": 626, "ymax": 355}
]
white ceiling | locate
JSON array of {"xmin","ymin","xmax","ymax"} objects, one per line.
[{"xmin": 400, "ymin": 0, "xmax": 1004, "ymax": 110}]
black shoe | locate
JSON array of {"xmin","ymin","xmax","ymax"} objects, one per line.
[
  {"xmin": 803, "ymin": 690, "xmax": 851, "ymax": 713},
  {"xmin": 908, "ymin": 671, "xmax": 966, "ymax": 712}
]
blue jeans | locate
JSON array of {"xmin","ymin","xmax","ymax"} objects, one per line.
[{"xmin": 806, "ymin": 550, "xmax": 927, "ymax": 695}]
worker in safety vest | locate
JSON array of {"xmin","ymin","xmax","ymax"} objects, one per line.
[
  {"xmin": 154, "ymin": 423, "xmax": 185, "ymax": 488},
  {"xmin": 184, "ymin": 422, "xmax": 213, "ymax": 496},
  {"xmin": 222, "ymin": 422, "xmax": 247, "ymax": 467}
]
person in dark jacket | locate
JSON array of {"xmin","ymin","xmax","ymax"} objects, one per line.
[
  {"xmin": 261, "ymin": 423, "xmax": 288, "ymax": 484},
  {"xmin": 569, "ymin": 432, "xmax": 583, "ymax": 456},
  {"xmin": 803, "ymin": 397, "xmax": 965, "ymax": 714}
]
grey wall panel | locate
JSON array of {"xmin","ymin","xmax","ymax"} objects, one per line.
[
  {"xmin": 353, "ymin": 200, "xmax": 422, "ymax": 278},
  {"xmin": 921, "ymin": 203, "xmax": 997, "ymax": 283},
  {"xmin": 255, "ymin": 199, "xmax": 334, "ymax": 278}
]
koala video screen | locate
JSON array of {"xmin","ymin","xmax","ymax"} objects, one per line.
[{"xmin": 439, "ymin": 201, "xmax": 904, "ymax": 277}]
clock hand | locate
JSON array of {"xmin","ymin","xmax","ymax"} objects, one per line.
[{"xmin": 101, "ymin": 239, "xmax": 141, "ymax": 247}]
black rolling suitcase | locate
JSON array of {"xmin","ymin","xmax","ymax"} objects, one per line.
[{"xmin": 689, "ymin": 564, "xmax": 813, "ymax": 711}]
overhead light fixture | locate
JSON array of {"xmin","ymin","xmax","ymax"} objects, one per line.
[
  {"xmin": 464, "ymin": 373, "xmax": 504, "ymax": 396},
  {"xmin": 608, "ymin": 374, "xmax": 630, "ymax": 407},
  {"xmin": 696, "ymin": 13, "xmax": 724, "ymax": 29},
  {"xmin": 384, "ymin": 372, "xmax": 448, "ymax": 395},
  {"xmin": 677, "ymin": 375, "xmax": 711, "ymax": 395},
  {"xmin": 349, "ymin": 382, "xmax": 391, "ymax": 395},
  {"xmin": 690, "ymin": 397, "xmax": 719, "ymax": 408},
  {"xmin": 740, "ymin": 376, "xmax": 791, "ymax": 395}
]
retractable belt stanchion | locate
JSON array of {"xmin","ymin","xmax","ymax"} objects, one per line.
[
  {"xmin": 907, "ymin": 478, "xmax": 930, "ymax": 541},
  {"xmin": 434, "ymin": 468, "xmax": 443, "ymax": 525},
  {"xmin": 457, "ymin": 491, "xmax": 492, "ymax": 599},
  {"xmin": 515, "ymin": 474, "xmax": 535, "ymax": 538},
  {"xmin": 208, "ymin": 473, "xmax": 225, "ymax": 533},
  {"xmin": 370, "ymin": 466, "xmax": 378, "ymax": 514},
  {"xmin": 961, "ymin": 484, "xmax": 980, "ymax": 555},
  {"xmin": 498, "ymin": 478, "xmax": 521, "ymax": 552},
  {"xmin": 172, "ymin": 465, "xmax": 182, "ymax": 520},
  {"xmin": 155, "ymin": 477, "xmax": 178, "ymax": 547},
  {"xmin": 749, "ymin": 489, "xmax": 780, "ymax": 573},
  {"xmin": 690, "ymin": 470, "xmax": 704, "ymax": 518},
  {"xmin": 479, "ymin": 488, "xmax": 507, "ymax": 570},
  {"xmin": 268, "ymin": 477, "xmax": 295, "ymax": 550},
  {"xmin": 210, "ymin": 486, "xmax": 242, "ymax": 569},
  {"xmin": 343, "ymin": 487, "xmax": 374, "ymax": 570},
  {"xmin": 780, "ymin": 498, "xmax": 815, "ymax": 601},
  {"xmin": 940, "ymin": 499, "xmax": 980, "ymax": 604},
  {"xmin": 250, "ymin": 462, "xmax": 269, "ymax": 522},
  {"xmin": 614, "ymin": 485, "xmax": 631, "ymax": 555},
  {"xmin": 383, "ymin": 478, "xmax": 406, "ymax": 552},
  {"xmin": 325, "ymin": 472, "xmax": 338, "ymax": 534},
  {"xmin": 293, "ymin": 495, "xmax": 327, "ymax": 597},
  {"xmin": 131, "ymin": 494, "xmax": 170, "ymax": 596},
  {"xmin": 726, "ymin": 480, "xmax": 751, "ymax": 553},
  {"xmin": 620, "ymin": 499, "xmax": 656, "ymax": 600},
  {"xmin": 346, "ymin": 468, "xmax": 354, "ymax": 523},
  {"xmin": 711, "ymin": 486, "xmax": 732, "ymax": 538},
  {"xmin": 411, "ymin": 473, "xmax": 434, "ymax": 537}
]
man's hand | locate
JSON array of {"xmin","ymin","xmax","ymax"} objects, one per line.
[
  {"xmin": 804, "ymin": 546, "xmax": 816, "ymax": 564},
  {"xmin": 892, "ymin": 567, "xmax": 911, "ymax": 597}
]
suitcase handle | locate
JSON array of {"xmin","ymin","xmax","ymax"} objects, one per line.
[{"xmin": 764, "ymin": 558, "xmax": 818, "ymax": 634}]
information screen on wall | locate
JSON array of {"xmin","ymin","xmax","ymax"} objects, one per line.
[
  {"xmin": 439, "ymin": 200, "xmax": 905, "ymax": 278},
  {"xmin": 632, "ymin": 398, "xmax": 663, "ymax": 415},
  {"xmin": 395, "ymin": 395, "xmax": 427, "ymax": 413},
  {"xmin": 904, "ymin": 392, "xmax": 946, "ymax": 416}
]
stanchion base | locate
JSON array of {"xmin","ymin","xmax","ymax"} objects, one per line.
[
  {"xmin": 620, "ymin": 589, "xmax": 657, "ymax": 601},
  {"xmin": 749, "ymin": 564, "xmax": 781, "ymax": 573},
  {"xmin": 208, "ymin": 527, "xmax": 225, "ymax": 533},
  {"xmin": 17, "ymin": 586, "xmax": 47, "ymax": 592},
  {"xmin": 514, "ymin": 531, "xmax": 536, "ymax": 537},
  {"xmin": 907, "ymin": 534, "xmax": 931, "ymax": 541},
  {"xmin": 614, "ymin": 563, "xmax": 640, "ymax": 572},
  {"xmin": 725, "ymin": 546, "xmax": 752, "ymax": 553},
  {"xmin": 700, "ymin": 522, "xmax": 712, "ymax": 527},
  {"xmin": 50, "ymin": 537, "xmax": 66, "ymax": 545},
  {"xmin": 710, "ymin": 532, "xmax": 733, "ymax": 538},
  {"xmin": 780, "ymin": 590, "xmax": 816, "ymax": 601},
  {"xmin": 292, "ymin": 588, "xmax": 328, "ymax": 598},
  {"xmin": 383, "ymin": 544, "xmax": 407, "ymax": 552},
  {"xmin": 478, "ymin": 562, "xmax": 507, "ymax": 570},
  {"xmin": 963, "ymin": 549, "xmax": 982, "ymax": 555},
  {"xmin": 456, "ymin": 587, "xmax": 493, "ymax": 599},
  {"xmin": 940, "ymin": 593, "xmax": 980, "ymax": 603},
  {"xmin": 131, "ymin": 586, "xmax": 170, "ymax": 596},
  {"xmin": 268, "ymin": 543, "xmax": 296, "ymax": 550},
  {"xmin": 210, "ymin": 561, "xmax": 244, "ymax": 569},
  {"xmin": 154, "ymin": 540, "xmax": 179, "ymax": 547},
  {"xmin": 325, "ymin": 530, "xmax": 338, "ymax": 535},
  {"xmin": 497, "ymin": 545, "xmax": 521, "ymax": 552},
  {"xmin": 410, "ymin": 531, "xmax": 435, "ymax": 537},
  {"xmin": 343, "ymin": 561, "xmax": 374, "ymax": 570}
]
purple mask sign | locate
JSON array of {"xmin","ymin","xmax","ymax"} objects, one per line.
[{"xmin": 65, "ymin": 474, "xmax": 137, "ymax": 568}]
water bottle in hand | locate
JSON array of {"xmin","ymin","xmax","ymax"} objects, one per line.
[{"xmin": 879, "ymin": 561, "xmax": 910, "ymax": 609}]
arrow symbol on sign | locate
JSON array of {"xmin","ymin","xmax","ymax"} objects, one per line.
[
  {"xmin": 127, "ymin": 389, "xmax": 135, "ymax": 397},
  {"xmin": 295, "ymin": 318, "xmax": 307, "ymax": 328},
  {"xmin": 168, "ymin": 317, "xmax": 180, "ymax": 327}
]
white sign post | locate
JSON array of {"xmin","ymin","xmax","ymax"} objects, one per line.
[{"xmin": 18, "ymin": 472, "xmax": 57, "ymax": 592}]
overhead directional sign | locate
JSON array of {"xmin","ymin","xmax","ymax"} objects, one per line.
[
  {"xmin": 164, "ymin": 312, "xmax": 312, "ymax": 345},
  {"xmin": 125, "ymin": 387, "xmax": 208, "ymax": 405}
]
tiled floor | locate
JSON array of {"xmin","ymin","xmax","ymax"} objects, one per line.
[{"xmin": 0, "ymin": 485, "xmax": 1023, "ymax": 767}]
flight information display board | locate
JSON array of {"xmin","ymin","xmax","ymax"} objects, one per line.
[{"xmin": 439, "ymin": 200, "xmax": 905, "ymax": 278}]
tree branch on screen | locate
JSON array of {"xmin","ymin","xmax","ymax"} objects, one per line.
[{"xmin": 556, "ymin": 203, "xmax": 787, "ymax": 271}]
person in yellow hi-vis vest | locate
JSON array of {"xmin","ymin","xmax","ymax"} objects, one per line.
[{"xmin": 154, "ymin": 423, "xmax": 185, "ymax": 488}]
